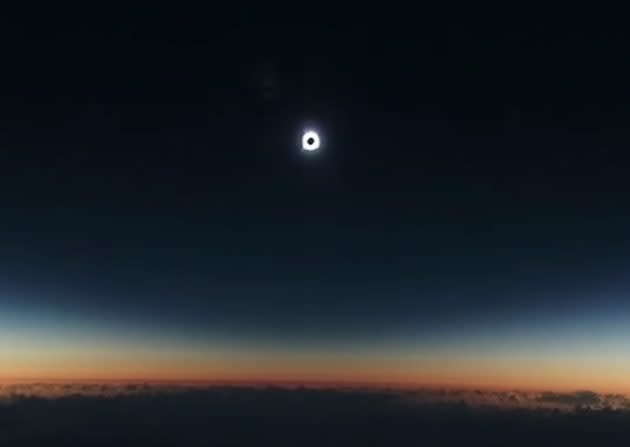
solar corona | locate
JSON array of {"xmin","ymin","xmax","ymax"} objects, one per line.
[{"xmin": 301, "ymin": 130, "xmax": 321, "ymax": 151}]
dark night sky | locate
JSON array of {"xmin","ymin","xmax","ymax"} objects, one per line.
[{"xmin": 0, "ymin": 4, "xmax": 629, "ymax": 386}]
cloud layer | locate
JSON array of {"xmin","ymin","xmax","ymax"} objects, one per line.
[
  {"xmin": 2, "ymin": 384, "xmax": 630, "ymax": 446},
  {"xmin": 2, "ymin": 382, "xmax": 629, "ymax": 412}
]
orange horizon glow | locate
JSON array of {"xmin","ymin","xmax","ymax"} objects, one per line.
[
  {"xmin": 3, "ymin": 319, "xmax": 629, "ymax": 395},
  {"xmin": 2, "ymin": 356, "xmax": 629, "ymax": 394}
]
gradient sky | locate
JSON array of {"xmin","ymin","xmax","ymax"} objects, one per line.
[{"xmin": 1, "ymin": 5, "xmax": 629, "ymax": 392}]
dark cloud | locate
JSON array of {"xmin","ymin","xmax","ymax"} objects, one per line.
[
  {"xmin": 399, "ymin": 387, "xmax": 630, "ymax": 412},
  {"xmin": 1, "ymin": 384, "xmax": 630, "ymax": 445},
  {"xmin": 538, "ymin": 390, "xmax": 601, "ymax": 408},
  {"xmin": 2, "ymin": 383, "xmax": 630, "ymax": 412}
]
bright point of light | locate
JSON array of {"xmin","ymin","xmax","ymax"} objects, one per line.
[{"xmin": 302, "ymin": 130, "xmax": 321, "ymax": 151}]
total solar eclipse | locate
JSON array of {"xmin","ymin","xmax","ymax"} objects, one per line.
[{"xmin": 302, "ymin": 130, "xmax": 321, "ymax": 151}]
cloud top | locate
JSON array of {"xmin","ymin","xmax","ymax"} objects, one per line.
[{"xmin": 2, "ymin": 383, "xmax": 629, "ymax": 412}]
